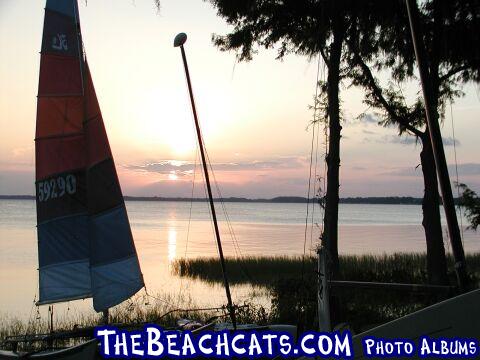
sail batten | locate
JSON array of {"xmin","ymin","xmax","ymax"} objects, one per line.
[{"xmin": 36, "ymin": 0, "xmax": 144, "ymax": 311}]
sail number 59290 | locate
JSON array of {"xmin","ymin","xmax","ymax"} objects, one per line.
[{"xmin": 38, "ymin": 174, "xmax": 76, "ymax": 202}]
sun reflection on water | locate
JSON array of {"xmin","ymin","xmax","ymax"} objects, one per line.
[{"xmin": 168, "ymin": 227, "xmax": 177, "ymax": 262}]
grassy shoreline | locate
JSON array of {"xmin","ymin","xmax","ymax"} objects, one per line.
[
  {"xmin": 172, "ymin": 253, "xmax": 480, "ymax": 286},
  {"xmin": 172, "ymin": 253, "xmax": 480, "ymax": 331},
  {"xmin": 2, "ymin": 253, "xmax": 479, "ymax": 345}
]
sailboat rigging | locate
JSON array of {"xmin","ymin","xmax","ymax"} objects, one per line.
[
  {"xmin": 0, "ymin": 1, "xmax": 307, "ymax": 357},
  {"xmin": 174, "ymin": 32, "xmax": 237, "ymax": 329}
]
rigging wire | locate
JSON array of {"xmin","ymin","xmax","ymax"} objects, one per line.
[
  {"xmin": 302, "ymin": 121, "xmax": 316, "ymax": 270},
  {"xmin": 320, "ymin": 60, "xmax": 329, "ymax": 238},
  {"xmin": 450, "ymin": 101, "xmax": 465, "ymax": 247},
  {"xmin": 310, "ymin": 57, "xmax": 328, "ymax": 254},
  {"xmin": 302, "ymin": 50, "xmax": 323, "ymax": 280},
  {"xmin": 309, "ymin": 115, "xmax": 321, "ymax": 254},
  {"xmin": 203, "ymin": 146, "xmax": 255, "ymax": 284},
  {"xmin": 178, "ymin": 146, "xmax": 200, "ymax": 301},
  {"xmin": 190, "ymin": 121, "xmax": 232, "ymax": 306},
  {"xmin": 186, "ymin": 91, "xmax": 252, "ymax": 285},
  {"xmin": 189, "ymin": 119, "xmax": 256, "ymax": 303},
  {"xmin": 24, "ymin": 295, "xmax": 37, "ymax": 337},
  {"xmin": 180, "ymin": 75, "xmax": 226, "ymax": 307}
]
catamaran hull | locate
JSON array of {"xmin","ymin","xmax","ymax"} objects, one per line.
[
  {"xmin": 0, "ymin": 339, "xmax": 98, "ymax": 360},
  {"xmin": 351, "ymin": 289, "xmax": 480, "ymax": 359}
]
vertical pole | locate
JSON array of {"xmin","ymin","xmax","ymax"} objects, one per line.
[
  {"xmin": 48, "ymin": 305, "xmax": 54, "ymax": 348},
  {"xmin": 177, "ymin": 43, "xmax": 237, "ymax": 329},
  {"xmin": 49, "ymin": 305, "xmax": 54, "ymax": 334},
  {"xmin": 318, "ymin": 247, "xmax": 331, "ymax": 331},
  {"xmin": 405, "ymin": 0, "xmax": 468, "ymax": 290},
  {"xmin": 103, "ymin": 309, "xmax": 109, "ymax": 325}
]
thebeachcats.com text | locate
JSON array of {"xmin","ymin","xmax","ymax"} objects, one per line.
[{"xmin": 94, "ymin": 325, "xmax": 479, "ymax": 358}]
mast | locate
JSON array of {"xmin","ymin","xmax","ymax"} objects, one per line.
[
  {"xmin": 174, "ymin": 33, "xmax": 237, "ymax": 328},
  {"xmin": 74, "ymin": 0, "xmax": 107, "ymax": 323},
  {"xmin": 405, "ymin": 0, "xmax": 468, "ymax": 290}
]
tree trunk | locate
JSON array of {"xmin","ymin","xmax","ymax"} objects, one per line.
[
  {"xmin": 322, "ymin": 18, "xmax": 344, "ymax": 277},
  {"xmin": 420, "ymin": 133, "xmax": 449, "ymax": 285}
]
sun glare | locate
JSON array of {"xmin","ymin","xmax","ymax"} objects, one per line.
[
  {"xmin": 168, "ymin": 172, "xmax": 178, "ymax": 181},
  {"xmin": 166, "ymin": 131, "xmax": 196, "ymax": 156},
  {"xmin": 133, "ymin": 89, "xmax": 198, "ymax": 156}
]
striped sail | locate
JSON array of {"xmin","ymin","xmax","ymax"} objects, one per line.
[{"xmin": 36, "ymin": 0, "xmax": 144, "ymax": 312}]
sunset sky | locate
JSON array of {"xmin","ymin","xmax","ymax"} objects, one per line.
[{"xmin": 1, "ymin": 0, "xmax": 480, "ymax": 198}]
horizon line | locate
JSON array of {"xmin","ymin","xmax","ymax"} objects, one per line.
[{"xmin": 0, "ymin": 195, "xmax": 454, "ymax": 205}]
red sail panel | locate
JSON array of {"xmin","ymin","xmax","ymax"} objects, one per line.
[
  {"xmin": 84, "ymin": 64, "xmax": 112, "ymax": 166},
  {"xmin": 38, "ymin": 55, "xmax": 83, "ymax": 96},
  {"xmin": 36, "ymin": 97, "xmax": 84, "ymax": 138},
  {"xmin": 36, "ymin": 135, "xmax": 86, "ymax": 180}
]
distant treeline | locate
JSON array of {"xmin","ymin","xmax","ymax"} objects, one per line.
[{"xmin": 0, "ymin": 195, "xmax": 461, "ymax": 205}]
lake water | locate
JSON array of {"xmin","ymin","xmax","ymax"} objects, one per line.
[{"xmin": 0, "ymin": 199, "xmax": 478, "ymax": 322}]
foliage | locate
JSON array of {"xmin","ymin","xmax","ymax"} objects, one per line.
[
  {"xmin": 458, "ymin": 183, "xmax": 480, "ymax": 230},
  {"xmin": 347, "ymin": 0, "xmax": 480, "ymax": 135}
]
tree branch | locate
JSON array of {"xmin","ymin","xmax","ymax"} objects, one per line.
[
  {"xmin": 439, "ymin": 64, "xmax": 476, "ymax": 82},
  {"xmin": 349, "ymin": 43, "xmax": 424, "ymax": 138},
  {"xmin": 319, "ymin": 45, "xmax": 330, "ymax": 70}
]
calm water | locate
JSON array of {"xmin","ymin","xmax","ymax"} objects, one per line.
[{"xmin": 0, "ymin": 199, "xmax": 478, "ymax": 321}]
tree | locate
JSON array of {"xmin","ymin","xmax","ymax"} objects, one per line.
[
  {"xmin": 345, "ymin": 0, "xmax": 479, "ymax": 285},
  {"xmin": 206, "ymin": 0, "xmax": 388, "ymax": 277},
  {"xmin": 204, "ymin": 0, "xmax": 480, "ymax": 287},
  {"xmin": 458, "ymin": 183, "xmax": 480, "ymax": 231}
]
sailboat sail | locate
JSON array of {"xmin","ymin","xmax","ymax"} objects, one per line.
[{"xmin": 36, "ymin": 0, "xmax": 144, "ymax": 312}]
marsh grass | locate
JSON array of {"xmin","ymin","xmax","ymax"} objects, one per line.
[
  {"xmin": 2, "ymin": 253, "xmax": 480, "ymax": 347},
  {"xmin": 173, "ymin": 253, "xmax": 480, "ymax": 332},
  {"xmin": 173, "ymin": 253, "xmax": 480, "ymax": 286},
  {"xmin": 173, "ymin": 256, "xmax": 307, "ymax": 285},
  {"xmin": 0, "ymin": 292, "xmax": 265, "ymax": 352}
]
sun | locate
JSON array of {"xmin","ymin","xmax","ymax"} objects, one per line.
[
  {"xmin": 168, "ymin": 172, "xmax": 178, "ymax": 181},
  {"xmin": 133, "ymin": 89, "xmax": 198, "ymax": 156},
  {"xmin": 166, "ymin": 131, "xmax": 196, "ymax": 156}
]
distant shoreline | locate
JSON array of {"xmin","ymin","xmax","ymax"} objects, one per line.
[{"xmin": 0, "ymin": 195, "xmax": 435, "ymax": 205}]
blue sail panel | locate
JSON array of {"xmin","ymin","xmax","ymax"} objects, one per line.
[
  {"xmin": 89, "ymin": 206, "xmax": 144, "ymax": 312},
  {"xmin": 37, "ymin": 214, "xmax": 91, "ymax": 303},
  {"xmin": 46, "ymin": 0, "xmax": 77, "ymax": 17},
  {"xmin": 39, "ymin": 260, "xmax": 92, "ymax": 304},
  {"xmin": 91, "ymin": 256, "xmax": 144, "ymax": 312}
]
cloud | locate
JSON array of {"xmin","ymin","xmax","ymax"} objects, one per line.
[
  {"xmin": 0, "ymin": 169, "xmax": 35, "ymax": 195},
  {"xmin": 377, "ymin": 135, "xmax": 419, "ymax": 145},
  {"xmin": 358, "ymin": 113, "xmax": 379, "ymax": 124},
  {"xmin": 382, "ymin": 166, "xmax": 422, "ymax": 177},
  {"xmin": 127, "ymin": 176, "xmax": 309, "ymax": 198},
  {"xmin": 442, "ymin": 137, "xmax": 461, "ymax": 146},
  {"xmin": 383, "ymin": 163, "xmax": 480, "ymax": 177},
  {"xmin": 376, "ymin": 135, "xmax": 459, "ymax": 147},
  {"xmin": 124, "ymin": 157, "xmax": 307, "ymax": 176},
  {"xmin": 451, "ymin": 163, "xmax": 480, "ymax": 175}
]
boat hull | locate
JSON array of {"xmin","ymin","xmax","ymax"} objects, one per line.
[
  {"xmin": 0, "ymin": 339, "xmax": 98, "ymax": 359},
  {"xmin": 352, "ymin": 289, "xmax": 480, "ymax": 359}
]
